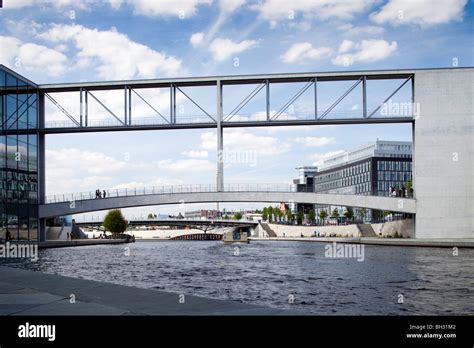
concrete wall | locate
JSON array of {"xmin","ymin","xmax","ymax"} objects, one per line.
[
  {"xmin": 414, "ymin": 69, "xmax": 474, "ymax": 238},
  {"xmin": 372, "ymin": 219, "xmax": 414, "ymax": 238},
  {"xmin": 255, "ymin": 219, "xmax": 414, "ymax": 238},
  {"xmin": 256, "ymin": 223, "xmax": 361, "ymax": 238}
]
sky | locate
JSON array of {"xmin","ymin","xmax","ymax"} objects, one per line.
[{"xmin": 0, "ymin": 0, "xmax": 472, "ymax": 219}]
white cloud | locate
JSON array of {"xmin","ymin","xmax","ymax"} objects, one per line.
[
  {"xmin": 190, "ymin": 32, "xmax": 205, "ymax": 47},
  {"xmin": 158, "ymin": 159, "xmax": 215, "ymax": 172},
  {"xmin": 200, "ymin": 131, "xmax": 291, "ymax": 155},
  {"xmin": 182, "ymin": 150, "xmax": 209, "ymax": 158},
  {"xmin": 46, "ymin": 148, "xmax": 127, "ymax": 195},
  {"xmin": 209, "ymin": 38, "xmax": 258, "ymax": 61},
  {"xmin": 38, "ymin": 24, "xmax": 182, "ymax": 79},
  {"xmin": 281, "ymin": 42, "xmax": 332, "ymax": 63},
  {"xmin": 0, "ymin": 36, "xmax": 67, "ymax": 76},
  {"xmin": 106, "ymin": 0, "xmax": 124, "ymax": 10},
  {"xmin": 111, "ymin": 177, "xmax": 183, "ymax": 190},
  {"xmin": 338, "ymin": 24, "xmax": 385, "ymax": 36},
  {"xmin": 370, "ymin": 0, "xmax": 467, "ymax": 27},
  {"xmin": 332, "ymin": 39, "xmax": 397, "ymax": 66},
  {"xmin": 294, "ymin": 137, "xmax": 335, "ymax": 147},
  {"xmin": 252, "ymin": 0, "xmax": 377, "ymax": 25},
  {"xmin": 219, "ymin": 0, "xmax": 246, "ymax": 13},
  {"xmin": 338, "ymin": 40, "xmax": 355, "ymax": 53},
  {"xmin": 130, "ymin": 0, "xmax": 212, "ymax": 18},
  {"xmin": 3, "ymin": 0, "xmax": 88, "ymax": 9},
  {"xmin": 312, "ymin": 150, "xmax": 345, "ymax": 166}
]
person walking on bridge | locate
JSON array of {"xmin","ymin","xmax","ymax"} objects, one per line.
[{"xmin": 103, "ymin": 190, "xmax": 106, "ymax": 198}]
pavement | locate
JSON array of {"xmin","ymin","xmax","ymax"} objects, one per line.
[{"xmin": 0, "ymin": 265, "xmax": 290, "ymax": 315}]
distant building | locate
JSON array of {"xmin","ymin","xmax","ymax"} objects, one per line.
[
  {"xmin": 315, "ymin": 139, "xmax": 412, "ymax": 196},
  {"xmin": 184, "ymin": 209, "xmax": 218, "ymax": 220},
  {"xmin": 292, "ymin": 166, "xmax": 318, "ymax": 213},
  {"xmin": 293, "ymin": 140, "xmax": 413, "ymax": 222}
]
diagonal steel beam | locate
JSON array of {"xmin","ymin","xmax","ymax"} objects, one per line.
[
  {"xmin": 131, "ymin": 88, "xmax": 170, "ymax": 124},
  {"xmin": 367, "ymin": 76, "xmax": 413, "ymax": 118},
  {"xmin": 319, "ymin": 77, "xmax": 363, "ymax": 120},
  {"xmin": 224, "ymin": 80, "xmax": 266, "ymax": 122},
  {"xmin": 87, "ymin": 90, "xmax": 125, "ymax": 125},
  {"xmin": 271, "ymin": 79, "xmax": 314, "ymax": 120},
  {"xmin": 174, "ymin": 85, "xmax": 216, "ymax": 122},
  {"xmin": 43, "ymin": 92, "xmax": 81, "ymax": 127}
]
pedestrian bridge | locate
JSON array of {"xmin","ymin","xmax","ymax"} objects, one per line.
[{"xmin": 39, "ymin": 184, "xmax": 416, "ymax": 218}]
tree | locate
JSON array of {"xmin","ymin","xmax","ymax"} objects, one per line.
[
  {"xmin": 262, "ymin": 207, "xmax": 268, "ymax": 222},
  {"xmin": 276, "ymin": 208, "xmax": 284, "ymax": 222},
  {"xmin": 319, "ymin": 209, "xmax": 328, "ymax": 224},
  {"xmin": 233, "ymin": 212, "xmax": 242, "ymax": 220},
  {"xmin": 308, "ymin": 209, "xmax": 316, "ymax": 224},
  {"xmin": 103, "ymin": 209, "xmax": 128, "ymax": 238},
  {"xmin": 296, "ymin": 211, "xmax": 304, "ymax": 225},
  {"xmin": 344, "ymin": 207, "xmax": 354, "ymax": 222},
  {"xmin": 267, "ymin": 206, "xmax": 274, "ymax": 222},
  {"xmin": 147, "ymin": 213, "xmax": 156, "ymax": 219},
  {"xmin": 331, "ymin": 208, "xmax": 339, "ymax": 218},
  {"xmin": 405, "ymin": 179, "xmax": 412, "ymax": 190},
  {"xmin": 286, "ymin": 209, "xmax": 292, "ymax": 224}
]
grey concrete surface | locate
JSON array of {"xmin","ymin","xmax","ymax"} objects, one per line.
[
  {"xmin": 249, "ymin": 237, "xmax": 474, "ymax": 248},
  {"xmin": 414, "ymin": 68, "xmax": 474, "ymax": 238},
  {"xmin": 0, "ymin": 266, "xmax": 291, "ymax": 315},
  {"xmin": 39, "ymin": 191, "xmax": 416, "ymax": 218}
]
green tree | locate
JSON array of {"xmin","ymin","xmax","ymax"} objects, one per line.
[
  {"xmin": 147, "ymin": 213, "xmax": 156, "ymax": 219},
  {"xmin": 286, "ymin": 209, "xmax": 292, "ymax": 224},
  {"xmin": 262, "ymin": 207, "xmax": 268, "ymax": 222},
  {"xmin": 331, "ymin": 208, "xmax": 339, "ymax": 218},
  {"xmin": 405, "ymin": 179, "xmax": 412, "ymax": 190},
  {"xmin": 308, "ymin": 209, "xmax": 316, "ymax": 224},
  {"xmin": 276, "ymin": 208, "xmax": 284, "ymax": 222},
  {"xmin": 268, "ymin": 206, "xmax": 274, "ymax": 223},
  {"xmin": 296, "ymin": 211, "xmax": 304, "ymax": 225},
  {"xmin": 233, "ymin": 212, "xmax": 242, "ymax": 220},
  {"xmin": 344, "ymin": 207, "xmax": 354, "ymax": 222},
  {"xmin": 319, "ymin": 209, "xmax": 328, "ymax": 224},
  {"xmin": 103, "ymin": 209, "xmax": 128, "ymax": 238}
]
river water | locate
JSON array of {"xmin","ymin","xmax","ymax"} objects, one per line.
[{"xmin": 3, "ymin": 240, "xmax": 473, "ymax": 315}]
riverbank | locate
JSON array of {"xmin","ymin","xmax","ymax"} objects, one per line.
[
  {"xmin": 249, "ymin": 236, "xmax": 474, "ymax": 248},
  {"xmin": 0, "ymin": 265, "xmax": 289, "ymax": 315}
]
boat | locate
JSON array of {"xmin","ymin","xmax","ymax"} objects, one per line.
[{"xmin": 222, "ymin": 230, "xmax": 249, "ymax": 244}]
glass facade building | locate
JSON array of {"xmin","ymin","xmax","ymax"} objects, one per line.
[{"xmin": 0, "ymin": 66, "xmax": 39, "ymax": 241}]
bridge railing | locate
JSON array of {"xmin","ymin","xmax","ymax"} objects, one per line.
[
  {"xmin": 45, "ymin": 183, "xmax": 414, "ymax": 204},
  {"xmin": 45, "ymin": 183, "xmax": 300, "ymax": 203}
]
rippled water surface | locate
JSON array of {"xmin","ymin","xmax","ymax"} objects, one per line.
[{"xmin": 3, "ymin": 240, "xmax": 473, "ymax": 314}]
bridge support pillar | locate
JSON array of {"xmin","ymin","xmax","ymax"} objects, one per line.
[{"xmin": 216, "ymin": 80, "xmax": 224, "ymax": 192}]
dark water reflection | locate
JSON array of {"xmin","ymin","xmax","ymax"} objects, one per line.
[{"xmin": 3, "ymin": 241, "xmax": 473, "ymax": 314}]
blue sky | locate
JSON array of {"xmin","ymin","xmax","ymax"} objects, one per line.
[{"xmin": 1, "ymin": 0, "xmax": 472, "ymax": 219}]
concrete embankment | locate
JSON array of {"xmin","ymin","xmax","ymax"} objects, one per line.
[
  {"xmin": 249, "ymin": 236, "xmax": 474, "ymax": 248},
  {"xmin": 37, "ymin": 239, "xmax": 129, "ymax": 249},
  {"xmin": 252, "ymin": 219, "xmax": 474, "ymax": 248},
  {"xmin": 0, "ymin": 265, "xmax": 289, "ymax": 315},
  {"xmin": 255, "ymin": 219, "xmax": 414, "ymax": 238}
]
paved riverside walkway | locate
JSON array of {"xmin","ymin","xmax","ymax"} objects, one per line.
[
  {"xmin": 0, "ymin": 266, "xmax": 289, "ymax": 315},
  {"xmin": 249, "ymin": 237, "xmax": 474, "ymax": 248}
]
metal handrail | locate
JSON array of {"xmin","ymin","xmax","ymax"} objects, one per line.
[{"xmin": 45, "ymin": 183, "xmax": 414, "ymax": 204}]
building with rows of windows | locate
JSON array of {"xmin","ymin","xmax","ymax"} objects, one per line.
[{"xmin": 293, "ymin": 139, "xmax": 412, "ymax": 222}]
